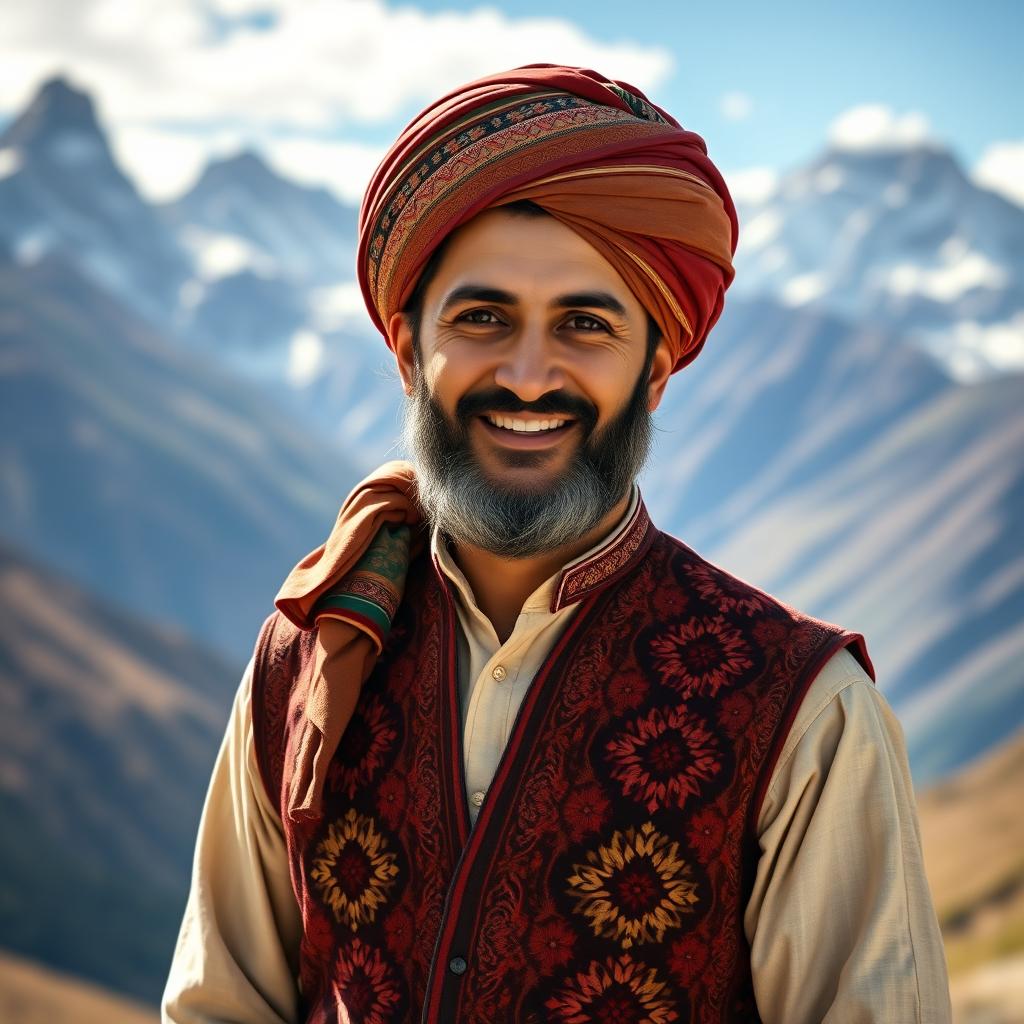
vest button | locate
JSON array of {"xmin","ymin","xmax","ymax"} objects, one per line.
[
  {"xmin": 449, "ymin": 956, "xmax": 468, "ymax": 975},
  {"xmin": 491, "ymin": 665, "xmax": 507, "ymax": 681},
  {"xmin": 471, "ymin": 790, "xmax": 485, "ymax": 807}
]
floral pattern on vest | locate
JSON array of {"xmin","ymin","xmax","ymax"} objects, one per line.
[{"xmin": 254, "ymin": 505, "xmax": 871, "ymax": 1024}]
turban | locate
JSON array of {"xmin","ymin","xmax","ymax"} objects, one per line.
[{"xmin": 358, "ymin": 63, "xmax": 739, "ymax": 373}]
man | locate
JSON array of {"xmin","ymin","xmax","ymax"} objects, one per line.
[{"xmin": 163, "ymin": 65, "xmax": 951, "ymax": 1022}]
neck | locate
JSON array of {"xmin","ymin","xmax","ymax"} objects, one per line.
[{"xmin": 447, "ymin": 489, "xmax": 632, "ymax": 644}]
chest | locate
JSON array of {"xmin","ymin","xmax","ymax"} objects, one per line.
[{"xmin": 279, "ymin": 539, "xmax": 843, "ymax": 1022}]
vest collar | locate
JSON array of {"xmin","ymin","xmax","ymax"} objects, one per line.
[{"xmin": 549, "ymin": 487, "xmax": 654, "ymax": 612}]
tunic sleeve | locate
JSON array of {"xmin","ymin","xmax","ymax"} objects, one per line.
[
  {"xmin": 745, "ymin": 646, "xmax": 952, "ymax": 1023},
  {"xmin": 162, "ymin": 656, "xmax": 303, "ymax": 1024}
]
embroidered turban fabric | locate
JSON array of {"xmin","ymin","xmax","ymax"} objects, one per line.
[{"xmin": 357, "ymin": 63, "xmax": 739, "ymax": 373}]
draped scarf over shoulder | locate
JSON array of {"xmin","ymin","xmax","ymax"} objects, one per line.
[{"xmin": 358, "ymin": 63, "xmax": 739, "ymax": 373}]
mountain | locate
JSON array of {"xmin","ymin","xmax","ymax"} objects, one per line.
[
  {"xmin": 161, "ymin": 149, "xmax": 358, "ymax": 289},
  {"xmin": 0, "ymin": 76, "xmax": 191, "ymax": 324},
  {"xmin": 641, "ymin": 295, "xmax": 954, "ymax": 550},
  {"xmin": 689, "ymin": 370, "xmax": 1024, "ymax": 784},
  {"xmin": 185, "ymin": 267, "xmax": 308, "ymax": 357},
  {"xmin": 917, "ymin": 727, "xmax": 1024, "ymax": 1023},
  {"xmin": 0, "ymin": 540, "xmax": 240, "ymax": 1003},
  {"xmin": 159, "ymin": 147, "xmax": 369, "ymax": 412},
  {"xmin": 0, "ymin": 951, "xmax": 157, "ymax": 1024},
  {"xmin": 732, "ymin": 143, "xmax": 1024, "ymax": 380},
  {"xmin": 0, "ymin": 249, "xmax": 362, "ymax": 664}
]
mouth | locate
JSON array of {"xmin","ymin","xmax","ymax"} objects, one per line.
[{"xmin": 476, "ymin": 413, "xmax": 576, "ymax": 449}]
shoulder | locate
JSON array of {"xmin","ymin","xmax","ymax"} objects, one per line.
[{"xmin": 761, "ymin": 646, "xmax": 901, "ymax": 823}]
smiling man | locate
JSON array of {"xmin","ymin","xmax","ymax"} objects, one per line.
[{"xmin": 163, "ymin": 65, "xmax": 951, "ymax": 1024}]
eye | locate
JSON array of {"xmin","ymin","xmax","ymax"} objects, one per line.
[
  {"xmin": 565, "ymin": 313, "xmax": 609, "ymax": 332},
  {"xmin": 457, "ymin": 308, "xmax": 503, "ymax": 325}
]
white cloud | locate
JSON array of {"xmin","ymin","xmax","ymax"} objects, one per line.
[
  {"xmin": 781, "ymin": 271, "xmax": 828, "ymax": 307},
  {"xmin": 288, "ymin": 329, "xmax": 325, "ymax": 388},
  {"xmin": 0, "ymin": 0, "xmax": 673, "ymax": 203},
  {"xmin": 972, "ymin": 140, "xmax": 1024, "ymax": 207},
  {"xmin": 262, "ymin": 138, "xmax": 387, "ymax": 206},
  {"xmin": 723, "ymin": 166, "xmax": 778, "ymax": 205},
  {"xmin": 719, "ymin": 91, "xmax": 752, "ymax": 121},
  {"xmin": 827, "ymin": 104, "xmax": 935, "ymax": 153},
  {"xmin": 107, "ymin": 125, "xmax": 242, "ymax": 202},
  {"xmin": 310, "ymin": 280, "xmax": 368, "ymax": 332}
]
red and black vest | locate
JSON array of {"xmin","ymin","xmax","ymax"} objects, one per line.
[{"xmin": 253, "ymin": 501, "xmax": 872, "ymax": 1023}]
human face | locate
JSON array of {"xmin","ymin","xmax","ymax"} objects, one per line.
[{"xmin": 392, "ymin": 207, "xmax": 673, "ymax": 556}]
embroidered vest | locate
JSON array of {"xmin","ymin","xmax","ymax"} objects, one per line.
[{"xmin": 253, "ymin": 503, "xmax": 872, "ymax": 1023}]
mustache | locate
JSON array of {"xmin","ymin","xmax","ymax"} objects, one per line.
[{"xmin": 455, "ymin": 387, "xmax": 598, "ymax": 430}]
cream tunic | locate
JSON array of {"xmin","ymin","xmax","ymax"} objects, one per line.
[{"xmin": 163, "ymin": 489, "xmax": 952, "ymax": 1023}]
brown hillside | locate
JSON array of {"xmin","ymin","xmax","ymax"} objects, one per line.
[
  {"xmin": 917, "ymin": 726, "xmax": 1024, "ymax": 980},
  {"xmin": 0, "ymin": 950, "xmax": 158, "ymax": 1023}
]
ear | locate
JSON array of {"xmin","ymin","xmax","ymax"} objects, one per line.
[
  {"xmin": 388, "ymin": 312, "xmax": 415, "ymax": 396},
  {"xmin": 646, "ymin": 337, "xmax": 675, "ymax": 412}
]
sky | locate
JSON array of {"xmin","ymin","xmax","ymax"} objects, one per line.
[{"xmin": 0, "ymin": 0, "xmax": 1021, "ymax": 208}]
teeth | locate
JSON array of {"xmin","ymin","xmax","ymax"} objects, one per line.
[{"xmin": 486, "ymin": 414, "xmax": 568, "ymax": 433}]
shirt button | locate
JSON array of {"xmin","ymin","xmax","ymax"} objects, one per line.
[
  {"xmin": 471, "ymin": 790, "xmax": 485, "ymax": 806},
  {"xmin": 491, "ymin": 665, "xmax": 507, "ymax": 681},
  {"xmin": 449, "ymin": 956, "xmax": 468, "ymax": 975}
]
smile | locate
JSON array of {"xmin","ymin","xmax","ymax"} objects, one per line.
[
  {"xmin": 484, "ymin": 413, "xmax": 572, "ymax": 433},
  {"xmin": 477, "ymin": 414, "xmax": 576, "ymax": 450}
]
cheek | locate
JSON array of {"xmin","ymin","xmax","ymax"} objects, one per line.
[
  {"xmin": 422, "ymin": 349, "xmax": 484, "ymax": 410},
  {"xmin": 579, "ymin": 357, "xmax": 639, "ymax": 417}
]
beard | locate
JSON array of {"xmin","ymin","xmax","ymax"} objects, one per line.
[{"xmin": 400, "ymin": 358, "xmax": 654, "ymax": 559}]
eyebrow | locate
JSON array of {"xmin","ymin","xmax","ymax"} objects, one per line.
[{"xmin": 439, "ymin": 284, "xmax": 628, "ymax": 319}]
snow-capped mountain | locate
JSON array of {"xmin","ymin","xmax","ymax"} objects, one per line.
[
  {"xmin": 732, "ymin": 144, "xmax": 1024, "ymax": 381},
  {"xmin": 0, "ymin": 76, "xmax": 192, "ymax": 324},
  {"xmin": 161, "ymin": 149, "xmax": 358, "ymax": 288},
  {"xmin": 0, "ymin": 74, "xmax": 1021, "ymax": 781},
  {"xmin": 0, "ymin": 248, "xmax": 362, "ymax": 663}
]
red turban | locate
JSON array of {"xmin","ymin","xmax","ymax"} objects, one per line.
[{"xmin": 357, "ymin": 63, "xmax": 739, "ymax": 373}]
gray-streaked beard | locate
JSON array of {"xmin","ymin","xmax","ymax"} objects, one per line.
[{"xmin": 400, "ymin": 368, "xmax": 653, "ymax": 559}]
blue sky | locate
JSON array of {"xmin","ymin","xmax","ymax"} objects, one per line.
[
  {"xmin": 389, "ymin": 0, "xmax": 1021, "ymax": 175},
  {"xmin": 1, "ymin": 0, "xmax": 1020, "ymax": 206}
]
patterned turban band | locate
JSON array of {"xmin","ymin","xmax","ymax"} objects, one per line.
[{"xmin": 357, "ymin": 63, "xmax": 739, "ymax": 373}]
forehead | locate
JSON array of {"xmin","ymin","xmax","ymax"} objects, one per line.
[{"xmin": 424, "ymin": 208, "xmax": 644, "ymax": 313}]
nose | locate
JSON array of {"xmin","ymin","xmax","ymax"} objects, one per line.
[{"xmin": 492, "ymin": 326, "xmax": 566, "ymax": 402}]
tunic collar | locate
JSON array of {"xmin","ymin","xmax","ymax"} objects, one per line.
[{"xmin": 430, "ymin": 483, "xmax": 654, "ymax": 615}]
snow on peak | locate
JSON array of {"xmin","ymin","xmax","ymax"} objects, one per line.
[
  {"xmin": 737, "ymin": 209, "xmax": 783, "ymax": 253},
  {"xmin": 0, "ymin": 147, "xmax": 22, "ymax": 181},
  {"xmin": 878, "ymin": 250, "xmax": 1010, "ymax": 302},
  {"xmin": 179, "ymin": 226, "xmax": 277, "ymax": 281},
  {"xmin": 814, "ymin": 163, "xmax": 844, "ymax": 193}
]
